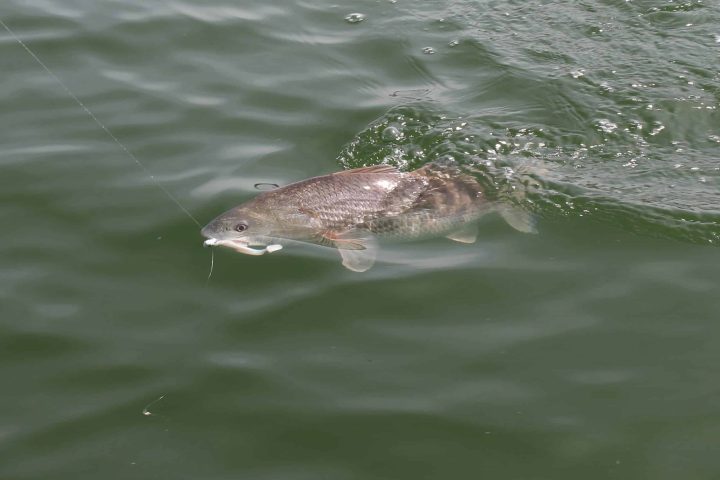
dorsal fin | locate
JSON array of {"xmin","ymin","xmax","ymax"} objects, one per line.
[{"xmin": 335, "ymin": 165, "xmax": 398, "ymax": 175}]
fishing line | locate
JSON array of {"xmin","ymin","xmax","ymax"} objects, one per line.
[
  {"xmin": 142, "ymin": 394, "xmax": 166, "ymax": 417},
  {"xmin": 206, "ymin": 248, "xmax": 215, "ymax": 284},
  {"xmin": 0, "ymin": 17, "xmax": 202, "ymax": 228}
]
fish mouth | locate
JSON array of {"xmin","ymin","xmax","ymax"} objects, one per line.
[{"xmin": 203, "ymin": 237, "xmax": 282, "ymax": 256}]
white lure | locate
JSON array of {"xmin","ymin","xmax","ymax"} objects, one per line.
[{"xmin": 203, "ymin": 238, "xmax": 283, "ymax": 255}]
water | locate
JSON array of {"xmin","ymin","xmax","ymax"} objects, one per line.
[{"xmin": 1, "ymin": 1, "xmax": 719, "ymax": 478}]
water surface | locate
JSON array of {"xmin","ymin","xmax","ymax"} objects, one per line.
[{"xmin": 1, "ymin": 1, "xmax": 719, "ymax": 479}]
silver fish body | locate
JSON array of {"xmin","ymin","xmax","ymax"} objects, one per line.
[{"xmin": 202, "ymin": 163, "xmax": 535, "ymax": 271}]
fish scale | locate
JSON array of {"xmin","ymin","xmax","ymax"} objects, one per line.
[{"xmin": 201, "ymin": 163, "xmax": 536, "ymax": 272}]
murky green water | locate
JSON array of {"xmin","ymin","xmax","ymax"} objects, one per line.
[{"xmin": 2, "ymin": 1, "xmax": 719, "ymax": 478}]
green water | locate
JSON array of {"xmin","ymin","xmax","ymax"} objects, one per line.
[{"xmin": 1, "ymin": 1, "xmax": 719, "ymax": 478}]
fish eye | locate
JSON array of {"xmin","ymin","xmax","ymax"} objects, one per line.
[{"xmin": 234, "ymin": 222, "xmax": 248, "ymax": 232}]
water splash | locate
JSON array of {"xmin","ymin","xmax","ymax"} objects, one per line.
[{"xmin": 338, "ymin": 104, "xmax": 720, "ymax": 246}]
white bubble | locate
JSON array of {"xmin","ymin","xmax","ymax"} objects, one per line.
[
  {"xmin": 345, "ymin": 13, "xmax": 365, "ymax": 24},
  {"xmin": 596, "ymin": 119, "xmax": 617, "ymax": 133},
  {"xmin": 650, "ymin": 123, "xmax": 665, "ymax": 136},
  {"xmin": 382, "ymin": 126, "xmax": 403, "ymax": 141},
  {"xmin": 599, "ymin": 81, "xmax": 614, "ymax": 93}
]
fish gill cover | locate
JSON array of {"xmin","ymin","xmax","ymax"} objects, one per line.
[{"xmin": 337, "ymin": 104, "xmax": 720, "ymax": 245}]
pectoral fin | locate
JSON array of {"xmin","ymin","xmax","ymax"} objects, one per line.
[
  {"xmin": 446, "ymin": 223, "xmax": 478, "ymax": 243},
  {"xmin": 323, "ymin": 229, "xmax": 378, "ymax": 272},
  {"xmin": 497, "ymin": 205, "xmax": 538, "ymax": 234}
]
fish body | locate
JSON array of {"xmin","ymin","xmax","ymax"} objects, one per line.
[{"xmin": 202, "ymin": 163, "xmax": 535, "ymax": 271}]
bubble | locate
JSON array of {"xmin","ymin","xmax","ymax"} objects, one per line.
[
  {"xmin": 599, "ymin": 82, "xmax": 614, "ymax": 93},
  {"xmin": 596, "ymin": 119, "xmax": 617, "ymax": 133},
  {"xmin": 382, "ymin": 126, "xmax": 403, "ymax": 142},
  {"xmin": 422, "ymin": 47, "xmax": 436, "ymax": 55},
  {"xmin": 650, "ymin": 123, "xmax": 665, "ymax": 136},
  {"xmin": 344, "ymin": 13, "xmax": 365, "ymax": 24}
]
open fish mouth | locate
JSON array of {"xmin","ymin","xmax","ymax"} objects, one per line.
[{"xmin": 203, "ymin": 238, "xmax": 282, "ymax": 256}]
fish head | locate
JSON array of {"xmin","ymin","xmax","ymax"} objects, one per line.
[{"xmin": 201, "ymin": 205, "xmax": 285, "ymax": 255}]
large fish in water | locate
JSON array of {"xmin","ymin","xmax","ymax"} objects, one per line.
[{"xmin": 202, "ymin": 163, "xmax": 536, "ymax": 272}]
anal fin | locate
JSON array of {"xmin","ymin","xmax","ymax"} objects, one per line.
[
  {"xmin": 446, "ymin": 223, "xmax": 478, "ymax": 244},
  {"xmin": 338, "ymin": 248, "xmax": 377, "ymax": 272},
  {"xmin": 498, "ymin": 205, "xmax": 538, "ymax": 234}
]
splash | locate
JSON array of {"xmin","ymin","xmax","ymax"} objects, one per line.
[{"xmin": 338, "ymin": 104, "xmax": 720, "ymax": 245}]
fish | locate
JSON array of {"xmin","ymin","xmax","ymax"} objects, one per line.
[{"xmin": 201, "ymin": 163, "xmax": 536, "ymax": 272}]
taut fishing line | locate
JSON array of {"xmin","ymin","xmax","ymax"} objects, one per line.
[
  {"xmin": 0, "ymin": 17, "xmax": 201, "ymax": 227},
  {"xmin": 0, "ymin": 17, "xmax": 219, "ymax": 280}
]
